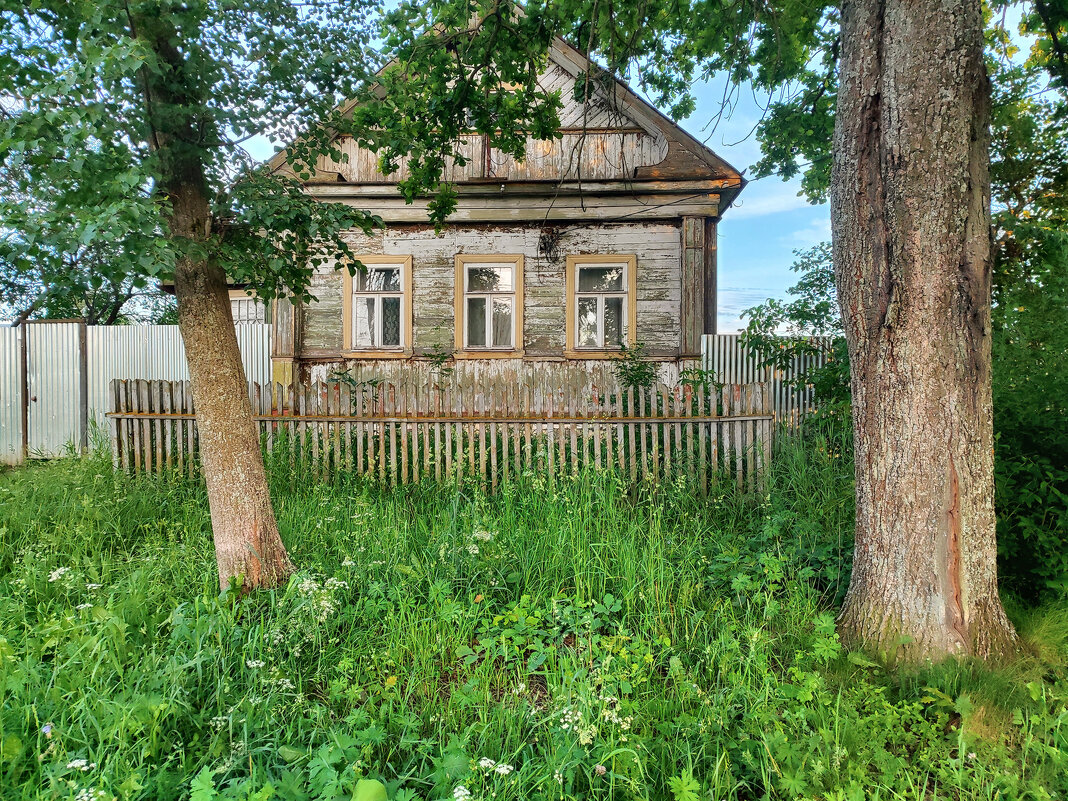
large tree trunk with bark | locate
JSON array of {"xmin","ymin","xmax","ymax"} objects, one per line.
[
  {"xmin": 167, "ymin": 177, "xmax": 294, "ymax": 592},
  {"xmin": 139, "ymin": 10, "xmax": 294, "ymax": 592},
  {"xmin": 831, "ymin": 0, "xmax": 1017, "ymax": 658}
]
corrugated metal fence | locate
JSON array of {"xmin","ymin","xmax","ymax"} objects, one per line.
[
  {"xmin": 0, "ymin": 322, "xmax": 271, "ymax": 463},
  {"xmin": 701, "ymin": 334, "xmax": 835, "ymax": 424}
]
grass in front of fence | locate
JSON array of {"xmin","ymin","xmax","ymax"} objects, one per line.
[{"xmin": 0, "ymin": 425, "xmax": 1066, "ymax": 801}]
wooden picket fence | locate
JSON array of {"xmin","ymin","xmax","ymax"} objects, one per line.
[{"xmin": 108, "ymin": 377, "xmax": 774, "ymax": 492}]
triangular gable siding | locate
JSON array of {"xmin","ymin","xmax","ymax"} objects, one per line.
[{"xmin": 307, "ymin": 61, "xmax": 676, "ymax": 185}]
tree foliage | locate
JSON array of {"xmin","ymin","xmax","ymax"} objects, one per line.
[{"xmin": 0, "ymin": 0, "xmax": 389, "ymax": 307}]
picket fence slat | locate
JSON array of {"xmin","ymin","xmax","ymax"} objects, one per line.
[{"xmin": 108, "ymin": 377, "xmax": 775, "ymax": 491}]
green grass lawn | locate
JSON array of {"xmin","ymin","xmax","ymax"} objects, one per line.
[{"xmin": 0, "ymin": 425, "xmax": 1065, "ymax": 801}]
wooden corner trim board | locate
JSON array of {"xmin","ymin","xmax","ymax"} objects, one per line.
[
  {"xmin": 340, "ymin": 254, "xmax": 414, "ymax": 357},
  {"xmin": 453, "ymin": 254, "xmax": 525, "ymax": 357},
  {"xmin": 563, "ymin": 253, "xmax": 638, "ymax": 359}
]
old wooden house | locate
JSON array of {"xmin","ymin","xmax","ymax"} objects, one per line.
[{"xmin": 266, "ymin": 39, "xmax": 745, "ymax": 391}]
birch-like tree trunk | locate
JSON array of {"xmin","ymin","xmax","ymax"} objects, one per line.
[{"xmin": 831, "ymin": 0, "xmax": 1017, "ymax": 658}]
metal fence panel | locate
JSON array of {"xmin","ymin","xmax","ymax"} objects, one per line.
[
  {"xmin": 27, "ymin": 322, "xmax": 83, "ymax": 457},
  {"xmin": 0, "ymin": 321, "xmax": 270, "ymax": 463},
  {"xmin": 701, "ymin": 333, "xmax": 834, "ymax": 424},
  {"xmin": 87, "ymin": 324, "xmax": 271, "ymax": 433},
  {"xmin": 0, "ymin": 327, "xmax": 22, "ymax": 465}
]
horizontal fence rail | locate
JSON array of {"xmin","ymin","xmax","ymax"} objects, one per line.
[{"xmin": 108, "ymin": 378, "xmax": 774, "ymax": 492}]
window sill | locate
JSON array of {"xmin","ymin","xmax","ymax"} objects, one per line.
[
  {"xmin": 341, "ymin": 350, "xmax": 412, "ymax": 360},
  {"xmin": 564, "ymin": 349, "xmax": 627, "ymax": 360},
  {"xmin": 453, "ymin": 349, "xmax": 525, "ymax": 360}
]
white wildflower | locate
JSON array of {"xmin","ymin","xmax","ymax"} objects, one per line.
[
  {"xmin": 493, "ymin": 764, "xmax": 514, "ymax": 776},
  {"xmin": 85, "ymin": 583, "xmax": 102, "ymax": 590},
  {"xmin": 473, "ymin": 530, "xmax": 495, "ymax": 542},
  {"xmin": 466, "ymin": 544, "xmax": 480, "ymax": 556},
  {"xmin": 49, "ymin": 567, "xmax": 71, "ymax": 583},
  {"xmin": 76, "ymin": 603, "xmax": 92, "ymax": 611},
  {"xmin": 342, "ymin": 558, "xmax": 356, "ymax": 567},
  {"xmin": 453, "ymin": 785, "xmax": 472, "ymax": 801},
  {"xmin": 66, "ymin": 758, "xmax": 96, "ymax": 771},
  {"xmin": 478, "ymin": 758, "xmax": 497, "ymax": 770},
  {"xmin": 246, "ymin": 659, "xmax": 265, "ymax": 669}
]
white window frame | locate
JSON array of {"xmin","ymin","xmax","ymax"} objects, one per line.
[
  {"xmin": 342, "ymin": 255, "xmax": 413, "ymax": 356},
  {"xmin": 566, "ymin": 254, "xmax": 638, "ymax": 355},
  {"xmin": 454, "ymin": 254, "xmax": 524, "ymax": 355}
]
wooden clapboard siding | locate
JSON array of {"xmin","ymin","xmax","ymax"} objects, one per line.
[
  {"xmin": 109, "ymin": 376, "xmax": 774, "ymax": 492},
  {"xmin": 317, "ymin": 132, "xmax": 667, "ymax": 184},
  {"xmin": 299, "ymin": 221, "xmax": 686, "ymax": 358}
]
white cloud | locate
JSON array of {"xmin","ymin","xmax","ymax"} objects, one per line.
[
  {"xmin": 783, "ymin": 216, "xmax": 831, "ymax": 246},
  {"xmin": 726, "ymin": 182, "xmax": 821, "ymax": 219}
]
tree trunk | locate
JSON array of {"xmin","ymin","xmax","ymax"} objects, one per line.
[
  {"xmin": 169, "ymin": 180, "xmax": 294, "ymax": 591},
  {"xmin": 830, "ymin": 0, "xmax": 1017, "ymax": 658}
]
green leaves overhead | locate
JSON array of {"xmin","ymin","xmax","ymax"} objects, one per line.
[{"xmin": 0, "ymin": 0, "xmax": 383, "ymax": 302}]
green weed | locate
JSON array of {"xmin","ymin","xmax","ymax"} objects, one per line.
[{"xmin": 0, "ymin": 433, "xmax": 1064, "ymax": 801}]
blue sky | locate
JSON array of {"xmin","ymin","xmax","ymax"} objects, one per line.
[{"xmin": 683, "ymin": 81, "xmax": 829, "ymax": 332}]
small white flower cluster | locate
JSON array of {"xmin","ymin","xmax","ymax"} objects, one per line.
[
  {"xmin": 210, "ymin": 715, "xmax": 229, "ymax": 730},
  {"xmin": 599, "ymin": 695, "xmax": 632, "ymax": 730},
  {"xmin": 466, "ymin": 544, "xmax": 480, "ymax": 556},
  {"xmin": 246, "ymin": 659, "xmax": 265, "ymax": 669},
  {"xmin": 67, "ymin": 758, "xmax": 97, "ymax": 771},
  {"xmin": 342, "ymin": 558, "xmax": 357, "ymax": 567},
  {"xmin": 49, "ymin": 567, "xmax": 71, "ymax": 583},
  {"xmin": 76, "ymin": 603, "xmax": 92, "ymax": 611},
  {"xmin": 558, "ymin": 706, "xmax": 582, "ymax": 731},
  {"xmin": 476, "ymin": 758, "xmax": 514, "ymax": 776},
  {"xmin": 86, "ymin": 583, "xmax": 102, "ymax": 591},
  {"xmin": 296, "ymin": 576, "xmax": 348, "ymax": 621},
  {"xmin": 74, "ymin": 788, "xmax": 107, "ymax": 801},
  {"xmin": 472, "ymin": 529, "xmax": 495, "ymax": 542},
  {"xmin": 453, "ymin": 785, "xmax": 472, "ymax": 801}
]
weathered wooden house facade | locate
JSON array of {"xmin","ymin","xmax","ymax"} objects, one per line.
[{"xmin": 267, "ymin": 39, "xmax": 745, "ymax": 391}]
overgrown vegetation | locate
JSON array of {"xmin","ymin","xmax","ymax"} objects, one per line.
[
  {"xmin": 1, "ymin": 431, "xmax": 1065, "ymax": 801},
  {"xmin": 743, "ymin": 234, "xmax": 1068, "ymax": 602}
]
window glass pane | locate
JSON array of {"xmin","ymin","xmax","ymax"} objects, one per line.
[
  {"xmin": 491, "ymin": 297, "xmax": 513, "ymax": 348},
  {"xmin": 577, "ymin": 296, "xmax": 599, "ymax": 348},
  {"xmin": 467, "ymin": 297, "xmax": 487, "ymax": 347},
  {"xmin": 467, "ymin": 265, "xmax": 513, "ymax": 292},
  {"xmin": 382, "ymin": 296, "xmax": 401, "ymax": 346},
  {"xmin": 354, "ymin": 297, "xmax": 376, "ymax": 347},
  {"xmin": 357, "ymin": 267, "xmax": 401, "ymax": 292},
  {"xmin": 604, "ymin": 296, "xmax": 624, "ymax": 348},
  {"xmin": 578, "ymin": 265, "xmax": 624, "ymax": 292}
]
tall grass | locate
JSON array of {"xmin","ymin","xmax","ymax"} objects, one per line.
[{"xmin": 0, "ymin": 424, "xmax": 1064, "ymax": 801}]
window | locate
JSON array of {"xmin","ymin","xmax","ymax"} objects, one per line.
[
  {"xmin": 228, "ymin": 289, "xmax": 267, "ymax": 324},
  {"xmin": 342, "ymin": 255, "xmax": 413, "ymax": 355},
  {"xmin": 455, "ymin": 254, "xmax": 524, "ymax": 354},
  {"xmin": 566, "ymin": 254, "xmax": 637, "ymax": 354}
]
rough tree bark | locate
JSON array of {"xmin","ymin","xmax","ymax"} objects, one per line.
[{"xmin": 831, "ymin": 0, "xmax": 1017, "ymax": 658}]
